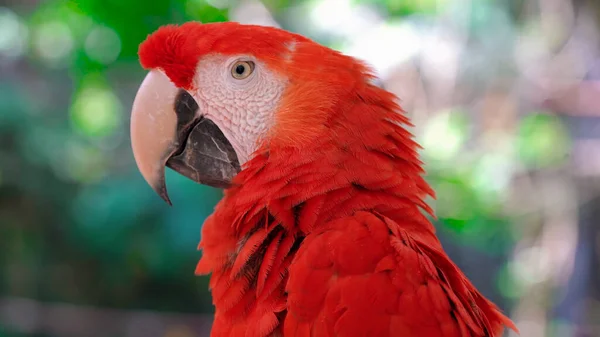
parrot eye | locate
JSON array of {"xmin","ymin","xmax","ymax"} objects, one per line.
[{"xmin": 231, "ymin": 61, "xmax": 255, "ymax": 80}]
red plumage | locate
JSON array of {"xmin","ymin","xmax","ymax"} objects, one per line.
[{"xmin": 139, "ymin": 22, "xmax": 518, "ymax": 337}]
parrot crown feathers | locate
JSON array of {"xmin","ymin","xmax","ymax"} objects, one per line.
[{"xmin": 139, "ymin": 22, "xmax": 311, "ymax": 89}]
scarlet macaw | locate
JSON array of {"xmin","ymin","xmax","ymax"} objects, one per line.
[{"xmin": 130, "ymin": 22, "xmax": 517, "ymax": 337}]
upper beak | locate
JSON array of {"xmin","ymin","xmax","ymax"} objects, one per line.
[{"xmin": 130, "ymin": 70, "xmax": 241, "ymax": 205}]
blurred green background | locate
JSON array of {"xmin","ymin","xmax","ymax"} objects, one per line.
[{"xmin": 2, "ymin": 0, "xmax": 600, "ymax": 336}]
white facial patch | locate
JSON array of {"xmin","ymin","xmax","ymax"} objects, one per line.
[{"xmin": 191, "ymin": 55, "xmax": 287, "ymax": 165}]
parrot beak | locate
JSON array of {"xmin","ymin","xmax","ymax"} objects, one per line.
[{"xmin": 130, "ymin": 70, "xmax": 241, "ymax": 205}]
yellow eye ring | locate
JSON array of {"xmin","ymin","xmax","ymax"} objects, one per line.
[{"xmin": 231, "ymin": 61, "xmax": 255, "ymax": 79}]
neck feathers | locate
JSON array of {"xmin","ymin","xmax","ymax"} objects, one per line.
[
  {"xmin": 233, "ymin": 81, "xmax": 434, "ymax": 233},
  {"xmin": 195, "ymin": 82, "xmax": 440, "ymax": 331},
  {"xmin": 197, "ymin": 82, "xmax": 437, "ymax": 273}
]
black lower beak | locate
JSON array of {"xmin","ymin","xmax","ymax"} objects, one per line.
[{"xmin": 166, "ymin": 118, "xmax": 241, "ymax": 192}]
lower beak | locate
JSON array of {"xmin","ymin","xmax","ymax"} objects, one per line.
[{"xmin": 130, "ymin": 70, "xmax": 241, "ymax": 205}]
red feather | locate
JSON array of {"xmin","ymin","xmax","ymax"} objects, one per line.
[{"xmin": 139, "ymin": 22, "xmax": 518, "ymax": 337}]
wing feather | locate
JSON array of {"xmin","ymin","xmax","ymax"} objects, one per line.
[{"xmin": 285, "ymin": 211, "xmax": 516, "ymax": 337}]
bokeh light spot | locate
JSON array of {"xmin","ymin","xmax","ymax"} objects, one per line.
[
  {"xmin": 471, "ymin": 152, "xmax": 514, "ymax": 202},
  {"xmin": 70, "ymin": 86, "xmax": 122, "ymax": 138},
  {"xmin": 511, "ymin": 245, "xmax": 552, "ymax": 286},
  {"xmin": 32, "ymin": 20, "xmax": 74, "ymax": 67},
  {"xmin": 342, "ymin": 22, "xmax": 420, "ymax": 77},
  {"xmin": 310, "ymin": 0, "xmax": 379, "ymax": 38},
  {"xmin": 311, "ymin": 0, "xmax": 353, "ymax": 33},
  {"xmin": 0, "ymin": 7, "xmax": 28, "ymax": 60},
  {"xmin": 84, "ymin": 26, "xmax": 121, "ymax": 64},
  {"xmin": 517, "ymin": 113, "xmax": 570, "ymax": 168},
  {"xmin": 422, "ymin": 110, "xmax": 469, "ymax": 161}
]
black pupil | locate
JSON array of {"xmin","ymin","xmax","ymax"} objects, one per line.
[{"xmin": 235, "ymin": 64, "xmax": 246, "ymax": 75}]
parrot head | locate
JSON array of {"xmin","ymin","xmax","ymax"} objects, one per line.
[{"xmin": 131, "ymin": 21, "xmax": 371, "ymax": 204}]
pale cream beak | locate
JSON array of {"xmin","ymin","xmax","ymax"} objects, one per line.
[
  {"xmin": 130, "ymin": 70, "xmax": 241, "ymax": 205},
  {"xmin": 130, "ymin": 70, "xmax": 180, "ymax": 204}
]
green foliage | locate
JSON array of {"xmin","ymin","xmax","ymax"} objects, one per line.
[{"xmin": 1, "ymin": 0, "xmax": 227, "ymax": 318}]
